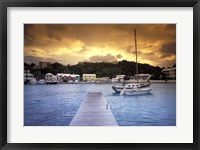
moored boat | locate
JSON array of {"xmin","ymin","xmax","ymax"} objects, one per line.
[
  {"xmin": 112, "ymin": 82, "xmax": 150, "ymax": 93},
  {"xmin": 120, "ymin": 84, "xmax": 152, "ymax": 95},
  {"xmin": 112, "ymin": 29, "xmax": 153, "ymax": 95}
]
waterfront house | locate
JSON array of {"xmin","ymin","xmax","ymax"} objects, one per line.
[
  {"xmin": 102, "ymin": 77, "xmax": 111, "ymax": 82},
  {"xmin": 45, "ymin": 73, "xmax": 58, "ymax": 84},
  {"xmin": 82, "ymin": 74, "xmax": 96, "ymax": 81},
  {"xmin": 111, "ymin": 75, "xmax": 125, "ymax": 83},
  {"xmin": 116, "ymin": 75, "xmax": 125, "ymax": 82},
  {"xmin": 102, "ymin": 77, "xmax": 110, "ymax": 80},
  {"xmin": 56, "ymin": 73, "xmax": 80, "ymax": 83},
  {"xmin": 62, "ymin": 75, "xmax": 74, "ymax": 83},
  {"xmin": 71, "ymin": 74, "xmax": 80, "ymax": 82},
  {"xmin": 112, "ymin": 78, "xmax": 118, "ymax": 83},
  {"xmin": 57, "ymin": 73, "xmax": 70, "ymax": 82},
  {"xmin": 96, "ymin": 78, "xmax": 103, "ymax": 83},
  {"xmin": 161, "ymin": 68, "xmax": 176, "ymax": 79},
  {"xmin": 24, "ymin": 70, "xmax": 37, "ymax": 84},
  {"xmin": 45, "ymin": 73, "xmax": 54, "ymax": 81}
]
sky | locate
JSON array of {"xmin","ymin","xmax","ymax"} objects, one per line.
[{"xmin": 24, "ymin": 24, "xmax": 176, "ymax": 67}]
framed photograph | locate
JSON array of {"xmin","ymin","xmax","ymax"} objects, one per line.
[{"xmin": 1, "ymin": 0, "xmax": 200, "ymax": 150}]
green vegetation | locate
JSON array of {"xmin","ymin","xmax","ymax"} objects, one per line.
[{"xmin": 24, "ymin": 60, "xmax": 163, "ymax": 80}]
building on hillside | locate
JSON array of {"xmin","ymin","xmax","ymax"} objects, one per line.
[
  {"xmin": 161, "ymin": 68, "xmax": 176, "ymax": 79},
  {"xmin": 82, "ymin": 74, "xmax": 96, "ymax": 81},
  {"xmin": 39, "ymin": 62, "xmax": 51, "ymax": 68}
]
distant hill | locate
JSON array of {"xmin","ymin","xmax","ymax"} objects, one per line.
[{"xmin": 24, "ymin": 60, "xmax": 162, "ymax": 80}]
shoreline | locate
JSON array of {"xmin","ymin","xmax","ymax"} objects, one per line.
[
  {"xmin": 25, "ymin": 80, "xmax": 176, "ymax": 85},
  {"xmin": 124, "ymin": 80, "xmax": 176, "ymax": 83}
]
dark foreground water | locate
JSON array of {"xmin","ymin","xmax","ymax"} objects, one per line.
[{"xmin": 24, "ymin": 83, "xmax": 176, "ymax": 126}]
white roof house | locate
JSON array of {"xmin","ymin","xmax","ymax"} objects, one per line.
[
  {"xmin": 161, "ymin": 67, "xmax": 176, "ymax": 79},
  {"xmin": 24, "ymin": 70, "xmax": 36, "ymax": 84},
  {"xmin": 116, "ymin": 75, "xmax": 125, "ymax": 79},
  {"xmin": 45, "ymin": 73, "xmax": 54, "ymax": 81}
]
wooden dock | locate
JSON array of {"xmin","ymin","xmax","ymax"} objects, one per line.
[{"xmin": 69, "ymin": 92, "xmax": 118, "ymax": 126}]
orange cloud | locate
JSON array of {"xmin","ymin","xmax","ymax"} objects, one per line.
[{"xmin": 24, "ymin": 24, "xmax": 176, "ymax": 67}]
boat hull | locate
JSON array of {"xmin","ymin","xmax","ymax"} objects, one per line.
[
  {"xmin": 112, "ymin": 83, "xmax": 150, "ymax": 93},
  {"xmin": 121, "ymin": 88, "xmax": 152, "ymax": 95}
]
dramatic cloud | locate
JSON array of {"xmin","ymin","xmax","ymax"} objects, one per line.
[
  {"xmin": 159, "ymin": 42, "xmax": 176, "ymax": 57},
  {"xmin": 116, "ymin": 54, "xmax": 123, "ymax": 59},
  {"xmin": 89, "ymin": 54, "xmax": 117, "ymax": 62},
  {"xmin": 24, "ymin": 24, "xmax": 36, "ymax": 46},
  {"xmin": 24, "ymin": 56, "xmax": 58, "ymax": 64},
  {"xmin": 47, "ymin": 32, "xmax": 62, "ymax": 41},
  {"xmin": 44, "ymin": 24, "xmax": 67, "ymax": 32},
  {"xmin": 24, "ymin": 24, "xmax": 176, "ymax": 67}
]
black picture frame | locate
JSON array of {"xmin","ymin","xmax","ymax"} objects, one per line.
[{"xmin": 0, "ymin": 0, "xmax": 199, "ymax": 150}]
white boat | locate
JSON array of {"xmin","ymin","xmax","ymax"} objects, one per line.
[
  {"xmin": 120, "ymin": 84, "xmax": 152, "ymax": 95},
  {"xmin": 112, "ymin": 82, "xmax": 150, "ymax": 93},
  {"xmin": 112, "ymin": 29, "xmax": 152, "ymax": 94},
  {"xmin": 38, "ymin": 79, "xmax": 46, "ymax": 85}
]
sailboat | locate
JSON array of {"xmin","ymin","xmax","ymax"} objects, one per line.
[
  {"xmin": 112, "ymin": 29, "xmax": 151, "ymax": 94},
  {"xmin": 120, "ymin": 84, "xmax": 152, "ymax": 95}
]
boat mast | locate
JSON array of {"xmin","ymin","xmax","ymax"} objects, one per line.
[{"xmin": 134, "ymin": 29, "xmax": 138, "ymax": 83}]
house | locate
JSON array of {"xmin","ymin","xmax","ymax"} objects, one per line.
[
  {"xmin": 112, "ymin": 78, "xmax": 118, "ymax": 83},
  {"xmin": 116, "ymin": 75, "xmax": 125, "ymax": 82},
  {"xmin": 45, "ymin": 73, "xmax": 54, "ymax": 81},
  {"xmin": 82, "ymin": 74, "xmax": 96, "ymax": 81},
  {"xmin": 45, "ymin": 73, "xmax": 58, "ymax": 84},
  {"xmin": 111, "ymin": 75, "xmax": 125, "ymax": 83},
  {"xmin": 96, "ymin": 78, "xmax": 103, "ymax": 83},
  {"xmin": 102, "ymin": 77, "xmax": 110, "ymax": 81},
  {"xmin": 56, "ymin": 73, "xmax": 80, "ymax": 83},
  {"xmin": 161, "ymin": 68, "xmax": 176, "ymax": 79},
  {"xmin": 71, "ymin": 74, "xmax": 80, "ymax": 81},
  {"xmin": 57, "ymin": 73, "xmax": 70, "ymax": 82},
  {"xmin": 24, "ymin": 70, "xmax": 37, "ymax": 84}
]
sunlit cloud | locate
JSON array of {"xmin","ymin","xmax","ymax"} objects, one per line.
[{"xmin": 24, "ymin": 24, "xmax": 176, "ymax": 67}]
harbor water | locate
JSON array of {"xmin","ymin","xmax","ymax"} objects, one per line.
[{"xmin": 24, "ymin": 83, "xmax": 176, "ymax": 126}]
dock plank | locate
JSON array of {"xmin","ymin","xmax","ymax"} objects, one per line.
[{"xmin": 69, "ymin": 92, "xmax": 118, "ymax": 126}]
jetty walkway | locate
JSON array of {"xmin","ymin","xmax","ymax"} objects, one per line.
[{"xmin": 69, "ymin": 92, "xmax": 118, "ymax": 126}]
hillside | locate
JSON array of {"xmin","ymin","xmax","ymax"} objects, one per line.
[{"xmin": 24, "ymin": 60, "xmax": 163, "ymax": 80}]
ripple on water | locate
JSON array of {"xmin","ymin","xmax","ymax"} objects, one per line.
[{"xmin": 24, "ymin": 83, "xmax": 176, "ymax": 126}]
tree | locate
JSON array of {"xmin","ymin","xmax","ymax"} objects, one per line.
[{"xmin": 24, "ymin": 60, "xmax": 163, "ymax": 80}]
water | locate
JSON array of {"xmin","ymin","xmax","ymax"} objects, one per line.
[{"xmin": 24, "ymin": 83, "xmax": 176, "ymax": 126}]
